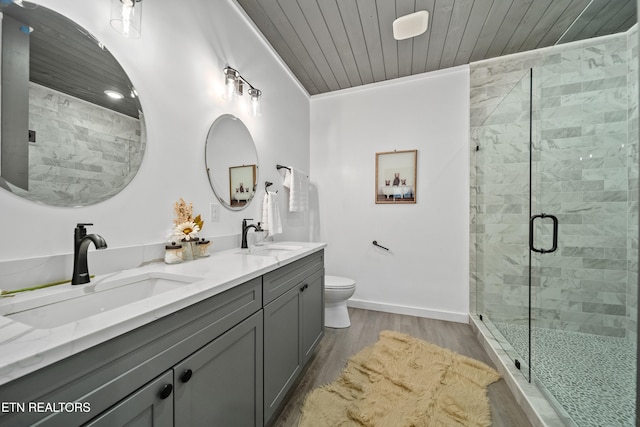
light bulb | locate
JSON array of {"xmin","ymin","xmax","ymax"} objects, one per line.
[
  {"xmin": 110, "ymin": 0, "xmax": 142, "ymax": 38},
  {"xmin": 223, "ymin": 68, "xmax": 238, "ymax": 100},
  {"xmin": 120, "ymin": 2, "xmax": 134, "ymax": 37}
]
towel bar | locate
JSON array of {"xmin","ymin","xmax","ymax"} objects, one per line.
[{"xmin": 277, "ymin": 164, "xmax": 309, "ymax": 178}]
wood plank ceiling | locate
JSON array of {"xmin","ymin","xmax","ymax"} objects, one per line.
[{"xmin": 235, "ymin": 0, "xmax": 638, "ymax": 96}]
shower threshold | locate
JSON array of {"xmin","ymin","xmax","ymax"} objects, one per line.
[{"xmin": 471, "ymin": 315, "xmax": 572, "ymax": 427}]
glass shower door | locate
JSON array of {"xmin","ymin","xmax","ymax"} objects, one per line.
[{"xmin": 531, "ymin": 56, "xmax": 637, "ymax": 426}]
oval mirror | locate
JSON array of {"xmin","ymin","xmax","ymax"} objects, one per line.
[
  {"xmin": 205, "ymin": 115, "xmax": 258, "ymax": 210},
  {"xmin": 0, "ymin": 1, "xmax": 145, "ymax": 207}
]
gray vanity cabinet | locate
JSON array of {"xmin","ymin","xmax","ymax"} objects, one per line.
[
  {"xmin": 84, "ymin": 371, "xmax": 173, "ymax": 427},
  {"xmin": 263, "ymin": 251, "xmax": 324, "ymax": 424},
  {"xmin": 173, "ymin": 311, "xmax": 263, "ymax": 427},
  {"xmin": 300, "ymin": 268, "xmax": 324, "ymax": 365},
  {"xmin": 0, "ymin": 249, "xmax": 324, "ymax": 427}
]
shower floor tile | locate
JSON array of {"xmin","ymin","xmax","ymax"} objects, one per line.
[{"xmin": 494, "ymin": 322, "xmax": 636, "ymax": 427}]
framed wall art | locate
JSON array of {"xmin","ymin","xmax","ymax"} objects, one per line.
[
  {"xmin": 375, "ymin": 150, "xmax": 417, "ymax": 204},
  {"xmin": 229, "ymin": 164, "xmax": 256, "ymax": 207}
]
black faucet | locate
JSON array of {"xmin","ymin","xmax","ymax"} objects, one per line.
[
  {"xmin": 241, "ymin": 219, "xmax": 262, "ymax": 249},
  {"xmin": 72, "ymin": 223, "xmax": 108, "ymax": 285}
]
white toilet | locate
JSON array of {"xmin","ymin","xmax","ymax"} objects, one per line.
[{"xmin": 324, "ymin": 275, "xmax": 356, "ymax": 328}]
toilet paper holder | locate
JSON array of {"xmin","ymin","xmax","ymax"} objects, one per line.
[{"xmin": 372, "ymin": 241, "xmax": 389, "ymax": 251}]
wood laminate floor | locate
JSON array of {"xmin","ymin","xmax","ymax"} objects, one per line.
[{"xmin": 270, "ymin": 307, "xmax": 534, "ymax": 427}]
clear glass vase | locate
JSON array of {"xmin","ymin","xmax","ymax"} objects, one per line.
[{"xmin": 181, "ymin": 240, "xmax": 197, "ymax": 261}]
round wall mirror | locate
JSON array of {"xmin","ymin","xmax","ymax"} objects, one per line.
[
  {"xmin": 0, "ymin": 2, "xmax": 145, "ymax": 207},
  {"xmin": 205, "ymin": 114, "xmax": 258, "ymax": 210}
]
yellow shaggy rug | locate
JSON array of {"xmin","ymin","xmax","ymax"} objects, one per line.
[{"xmin": 299, "ymin": 330, "xmax": 501, "ymax": 427}]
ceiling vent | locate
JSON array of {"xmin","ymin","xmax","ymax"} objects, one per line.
[{"xmin": 393, "ymin": 10, "xmax": 429, "ymax": 40}]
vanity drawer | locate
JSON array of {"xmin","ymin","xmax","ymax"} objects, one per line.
[{"xmin": 263, "ymin": 250, "xmax": 324, "ymax": 305}]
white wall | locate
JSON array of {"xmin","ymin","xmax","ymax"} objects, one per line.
[
  {"xmin": 310, "ymin": 66, "xmax": 470, "ymax": 322},
  {"xmin": 0, "ymin": 1, "xmax": 310, "ymax": 267}
]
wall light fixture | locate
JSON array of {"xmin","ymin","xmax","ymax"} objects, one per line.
[
  {"xmin": 110, "ymin": 0, "xmax": 143, "ymax": 39},
  {"xmin": 223, "ymin": 66, "xmax": 262, "ymax": 116}
]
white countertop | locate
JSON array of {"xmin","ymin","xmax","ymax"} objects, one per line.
[{"xmin": 0, "ymin": 241, "xmax": 325, "ymax": 387}]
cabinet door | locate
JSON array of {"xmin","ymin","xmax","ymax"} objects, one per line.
[
  {"xmin": 301, "ymin": 269, "xmax": 324, "ymax": 364},
  {"xmin": 263, "ymin": 285, "xmax": 301, "ymax": 423},
  {"xmin": 85, "ymin": 371, "xmax": 173, "ymax": 427},
  {"xmin": 174, "ymin": 311, "xmax": 264, "ymax": 427}
]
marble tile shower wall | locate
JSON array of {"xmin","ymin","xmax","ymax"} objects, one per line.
[
  {"xmin": 22, "ymin": 83, "xmax": 143, "ymax": 206},
  {"xmin": 627, "ymin": 25, "xmax": 638, "ymax": 340},
  {"xmin": 470, "ymin": 29, "xmax": 639, "ymax": 339}
]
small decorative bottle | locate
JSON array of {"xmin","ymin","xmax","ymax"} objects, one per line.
[
  {"xmin": 164, "ymin": 242, "xmax": 184, "ymax": 264},
  {"xmin": 197, "ymin": 238, "xmax": 211, "ymax": 257}
]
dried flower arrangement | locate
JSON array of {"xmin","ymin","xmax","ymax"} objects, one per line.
[{"xmin": 171, "ymin": 198, "xmax": 204, "ymax": 242}]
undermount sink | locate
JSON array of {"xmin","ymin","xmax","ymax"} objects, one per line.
[
  {"xmin": 4, "ymin": 272, "xmax": 202, "ymax": 329},
  {"xmin": 239, "ymin": 244, "xmax": 303, "ymax": 256}
]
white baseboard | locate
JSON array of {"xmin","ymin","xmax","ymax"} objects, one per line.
[{"xmin": 347, "ymin": 299, "xmax": 469, "ymax": 324}]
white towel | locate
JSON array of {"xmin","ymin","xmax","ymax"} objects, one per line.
[
  {"xmin": 282, "ymin": 167, "xmax": 309, "ymax": 212},
  {"xmin": 261, "ymin": 191, "xmax": 282, "ymax": 236}
]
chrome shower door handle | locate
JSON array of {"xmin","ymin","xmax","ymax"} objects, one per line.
[{"xmin": 529, "ymin": 213, "xmax": 558, "ymax": 254}]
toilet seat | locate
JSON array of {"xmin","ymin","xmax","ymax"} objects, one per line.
[{"xmin": 325, "ymin": 275, "xmax": 355, "ymax": 289}]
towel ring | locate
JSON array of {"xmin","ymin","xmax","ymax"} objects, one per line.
[{"xmin": 265, "ymin": 181, "xmax": 277, "ymax": 193}]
